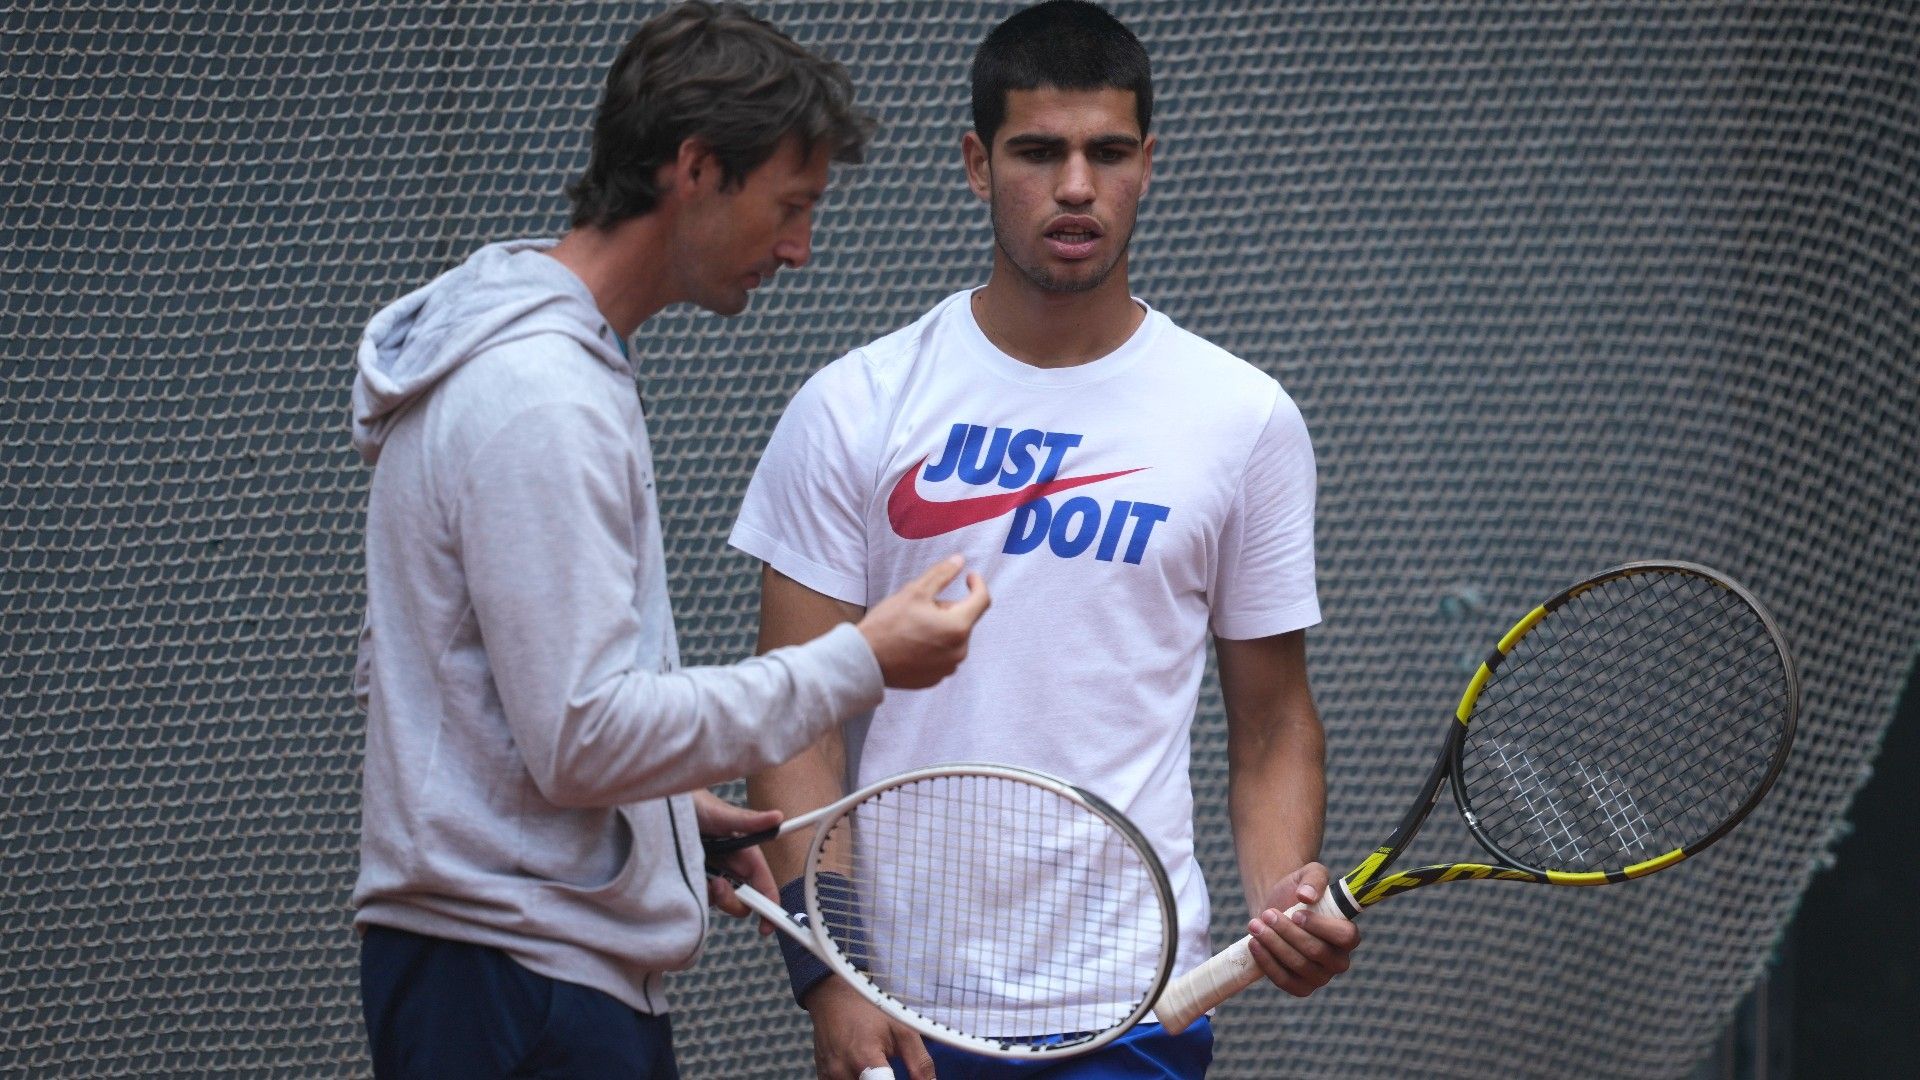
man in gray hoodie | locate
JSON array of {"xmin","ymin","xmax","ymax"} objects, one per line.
[{"xmin": 347, "ymin": 5, "xmax": 989, "ymax": 1077}]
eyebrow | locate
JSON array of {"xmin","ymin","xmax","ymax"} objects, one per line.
[{"xmin": 1001, "ymin": 133, "xmax": 1142, "ymax": 152}]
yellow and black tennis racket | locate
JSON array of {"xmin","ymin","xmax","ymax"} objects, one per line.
[{"xmin": 1156, "ymin": 561, "xmax": 1798, "ymax": 1032}]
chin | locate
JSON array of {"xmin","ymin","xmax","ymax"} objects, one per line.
[
  {"xmin": 1030, "ymin": 264, "xmax": 1112, "ymax": 295},
  {"xmin": 697, "ymin": 290, "xmax": 750, "ymax": 317}
]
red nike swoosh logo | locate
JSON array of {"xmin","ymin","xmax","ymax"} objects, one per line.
[{"xmin": 886, "ymin": 456, "xmax": 1145, "ymax": 540}]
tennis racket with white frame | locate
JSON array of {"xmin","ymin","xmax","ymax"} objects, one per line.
[
  {"xmin": 704, "ymin": 762, "xmax": 1179, "ymax": 1061},
  {"xmin": 1155, "ymin": 561, "xmax": 1799, "ymax": 1032}
]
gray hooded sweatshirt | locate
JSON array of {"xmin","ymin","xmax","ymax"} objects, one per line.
[{"xmin": 349, "ymin": 238, "xmax": 882, "ymax": 1013}]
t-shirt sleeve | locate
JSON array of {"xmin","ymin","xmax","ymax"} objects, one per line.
[
  {"xmin": 729, "ymin": 358, "xmax": 877, "ymax": 606},
  {"xmin": 1209, "ymin": 389, "xmax": 1322, "ymax": 639}
]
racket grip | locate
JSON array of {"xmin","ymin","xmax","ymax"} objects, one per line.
[
  {"xmin": 1153, "ymin": 886, "xmax": 1349, "ymax": 1034},
  {"xmin": 858, "ymin": 1069, "xmax": 896, "ymax": 1080}
]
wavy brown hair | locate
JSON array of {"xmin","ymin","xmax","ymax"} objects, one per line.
[{"xmin": 566, "ymin": 1, "xmax": 875, "ymax": 228}]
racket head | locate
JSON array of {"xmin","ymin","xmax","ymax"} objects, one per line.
[
  {"xmin": 801, "ymin": 763, "xmax": 1177, "ymax": 1060},
  {"xmin": 1449, "ymin": 561, "xmax": 1798, "ymax": 883}
]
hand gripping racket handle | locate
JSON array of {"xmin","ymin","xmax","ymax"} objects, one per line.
[
  {"xmin": 730, "ymin": 877, "xmax": 896, "ymax": 1078},
  {"xmin": 1153, "ymin": 886, "xmax": 1348, "ymax": 1034}
]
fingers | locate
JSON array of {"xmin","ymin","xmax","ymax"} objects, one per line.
[
  {"xmin": 894, "ymin": 1028, "xmax": 935, "ymax": 1080},
  {"xmin": 690, "ymin": 788, "xmax": 782, "ymax": 837},
  {"xmin": 735, "ymin": 850, "xmax": 780, "ymax": 932},
  {"xmin": 1246, "ymin": 879, "xmax": 1359, "ymax": 997},
  {"xmin": 1248, "ymin": 920, "xmax": 1328, "ymax": 996},
  {"xmin": 808, "ymin": 985, "xmax": 934, "ymax": 1080},
  {"xmin": 693, "ymin": 793, "xmax": 779, "ymax": 931},
  {"xmin": 708, "ymin": 803, "xmax": 782, "ymax": 837},
  {"xmin": 707, "ymin": 876, "xmax": 749, "ymax": 919},
  {"xmin": 708, "ymin": 848, "xmax": 777, "ymax": 929},
  {"xmin": 860, "ymin": 558, "xmax": 988, "ymax": 690},
  {"xmin": 942, "ymin": 571, "xmax": 991, "ymax": 625},
  {"xmin": 1288, "ymin": 879, "xmax": 1361, "ymax": 950},
  {"xmin": 1293, "ymin": 862, "xmax": 1331, "ymax": 895},
  {"xmin": 906, "ymin": 554, "xmax": 964, "ymax": 597}
]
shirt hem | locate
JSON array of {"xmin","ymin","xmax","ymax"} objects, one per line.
[
  {"xmin": 1209, "ymin": 599, "xmax": 1323, "ymax": 641},
  {"xmin": 729, "ymin": 521, "xmax": 867, "ymax": 606}
]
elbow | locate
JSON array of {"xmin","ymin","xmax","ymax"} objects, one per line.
[
  {"xmin": 526, "ymin": 734, "xmax": 621, "ymax": 809},
  {"xmin": 511, "ymin": 681, "xmax": 648, "ymax": 810},
  {"xmin": 522, "ymin": 688, "xmax": 703, "ymax": 809},
  {"xmin": 529, "ymin": 758, "xmax": 599, "ymax": 809}
]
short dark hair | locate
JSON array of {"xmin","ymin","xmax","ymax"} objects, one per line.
[
  {"xmin": 970, "ymin": 1, "xmax": 1152, "ymax": 148},
  {"xmin": 566, "ymin": 1, "xmax": 875, "ymax": 229}
]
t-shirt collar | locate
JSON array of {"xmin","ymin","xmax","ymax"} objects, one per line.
[{"xmin": 950, "ymin": 286, "xmax": 1162, "ymax": 388}]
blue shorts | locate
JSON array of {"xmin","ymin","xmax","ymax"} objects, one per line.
[
  {"xmin": 360, "ymin": 924, "xmax": 679, "ymax": 1080},
  {"xmin": 895, "ymin": 1020, "xmax": 1213, "ymax": 1080}
]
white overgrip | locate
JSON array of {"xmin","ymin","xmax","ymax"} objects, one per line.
[{"xmin": 1152, "ymin": 885, "xmax": 1349, "ymax": 1033}]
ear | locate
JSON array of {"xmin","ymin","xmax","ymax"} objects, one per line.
[
  {"xmin": 666, "ymin": 136, "xmax": 721, "ymax": 200},
  {"xmin": 961, "ymin": 131, "xmax": 991, "ymax": 203},
  {"xmin": 1140, "ymin": 132, "xmax": 1156, "ymax": 198}
]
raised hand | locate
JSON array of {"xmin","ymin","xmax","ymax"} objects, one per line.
[{"xmin": 856, "ymin": 555, "xmax": 990, "ymax": 689}]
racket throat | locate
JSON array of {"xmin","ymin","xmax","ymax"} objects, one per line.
[{"xmin": 1325, "ymin": 875, "xmax": 1363, "ymax": 920}]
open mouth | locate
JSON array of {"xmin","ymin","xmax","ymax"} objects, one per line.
[{"xmin": 1044, "ymin": 220, "xmax": 1103, "ymax": 259}]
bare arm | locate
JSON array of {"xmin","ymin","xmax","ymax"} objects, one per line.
[
  {"xmin": 747, "ymin": 565, "xmax": 868, "ymax": 885},
  {"xmin": 748, "ymin": 564, "xmax": 948, "ymax": 1079},
  {"xmin": 1219, "ymin": 629, "xmax": 1325, "ymax": 913},
  {"xmin": 1218, "ymin": 628, "xmax": 1358, "ymax": 996}
]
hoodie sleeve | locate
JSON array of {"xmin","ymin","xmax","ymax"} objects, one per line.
[{"xmin": 455, "ymin": 400, "xmax": 883, "ymax": 809}]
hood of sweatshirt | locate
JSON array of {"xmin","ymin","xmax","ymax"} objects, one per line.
[{"xmin": 351, "ymin": 238, "xmax": 629, "ymax": 464}]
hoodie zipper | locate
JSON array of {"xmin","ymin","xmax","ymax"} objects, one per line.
[{"xmin": 662, "ymin": 795, "xmax": 708, "ymax": 948}]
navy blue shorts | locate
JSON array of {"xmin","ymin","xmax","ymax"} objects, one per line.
[
  {"xmin": 896, "ymin": 1019, "xmax": 1213, "ymax": 1079},
  {"xmin": 360, "ymin": 924, "xmax": 679, "ymax": 1080}
]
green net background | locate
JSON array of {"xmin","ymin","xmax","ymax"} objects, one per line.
[{"xmin": 5, "ymin": 2, "xmax": 1917, "ymax": 1076}]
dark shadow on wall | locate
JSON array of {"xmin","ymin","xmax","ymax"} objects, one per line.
[
  {"xmin": 1789, "ymin": 654, "xmax": 1920, "ymax": 1074},
  {"xmin": 1693, "ymin": 655, "xmax": 1919, "ymax": 1080}
]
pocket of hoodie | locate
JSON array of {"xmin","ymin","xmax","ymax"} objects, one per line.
[
  {"xmin": 533, "ymin": 805, "xmax": 641, "ymax": 897},
  {"xmin": 534, "ymin": 799, "xmax": 705, "ymax": 960}
]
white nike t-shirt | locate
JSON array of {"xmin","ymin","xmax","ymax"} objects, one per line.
[{"xmin": 730, "ymin": 288, "xmax": 1319, "ymax": 1032}]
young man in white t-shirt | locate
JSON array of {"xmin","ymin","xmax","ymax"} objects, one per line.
[{"xmin": 730, "ymin": 3, "xmax": 1360, "ymax": 1077}]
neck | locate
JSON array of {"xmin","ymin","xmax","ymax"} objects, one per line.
[
  {"xmin": 971, "ymin": 252, "xmax": 1145, "ymax": 368},
  {"xmin": 545, "ymin": 216, "xmax": 677, "ymax": 338}
]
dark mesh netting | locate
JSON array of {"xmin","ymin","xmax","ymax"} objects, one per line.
[{"xmin": 4, "ymin": 2, "xmax": 1916, "ymax": 1076}]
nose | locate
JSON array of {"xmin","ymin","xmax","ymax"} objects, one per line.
[
  {"xmin": 775, "ymin": 217, "xmax": 813, "ymax": 270},
  {"xmin": 1055, "ymin": 152, "xmax": 1096, "ymax": 207}
]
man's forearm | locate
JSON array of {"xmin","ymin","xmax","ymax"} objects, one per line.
[
  {"xmin": 749, "ymin": 734, "xmax": 853, "ymax": 884},
  {"xmin": 1218, "ymin": 630, "xmax": 1327, "ymax": 913},
  {"xmin": 748, "ymin": 564, "xmax": 868, "ymax": 883},
  {"xmin": 1229, "ymin": 724, "xmax": 1326, "ymax": 912}
]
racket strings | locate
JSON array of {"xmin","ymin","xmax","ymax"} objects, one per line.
[
  {"xmin": 1505, "ymin": 594, "xmax": 1776, "ymax": 823},
  {"xmin": 1522, "ymin": 587, "xmax": 1766, "ymax": 748},
  {"xmin": 1461, "ymin": 570, "xmax": 1791, "ymax": 873},
  {"xmin": 1494, "ymin": 576, "xmax": 1771, "ymax": 777},
  {"xmin": 1513, "ymin": 581, "xmax": 1781, "ymax": 856},
  {"xmin": 811, "ymin": 773, "xmax": 1165, "ymax": 1049},
  {"xmin": 1489, "ymin": 591, "xmax": 1780, "ymax": 861}
]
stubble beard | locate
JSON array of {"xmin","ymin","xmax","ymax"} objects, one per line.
[{"xmin": 990, "ymin": 193, "xmax": 1133, "ymax": 295}]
